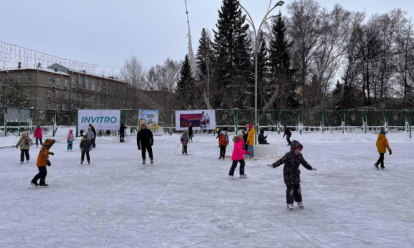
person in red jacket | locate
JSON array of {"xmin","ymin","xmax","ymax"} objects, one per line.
[
  {"xmin": 34, "ymin": 126, "xmax": 43, "ymax": 148},
  {"xmin": 227, "ymin": 130, "xmax": 250, "ymax": 179}
]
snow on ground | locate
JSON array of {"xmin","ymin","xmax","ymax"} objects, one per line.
[{"xmin": 0, "ymin": 127, "xmax": 413, "ymax": 248}]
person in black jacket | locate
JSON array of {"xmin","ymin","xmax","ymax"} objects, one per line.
[
  {"xmin": 283, "ymin": 124, "xmax": 292, "ymax": 146},
  {"xmin": 79, "ymin": 135, "xmax": 91, "ymax": 164},
  {"xmin": 89, "ymin": 124, "xmax": 97, "ymax": 148},
  {"xmin": 137, "ymin": 123, "xmax": 154, "ymax": 164},
  {"xmin": 188, "ymin": 123, "xmax": 193, "ymax": 142},
  {"xmin": 119, "ymin": 123, "xmax": 127, "ymax": 142},
  {"xmin": 258, "ymin": 129, "xmax": 269, "ymax": 144}
]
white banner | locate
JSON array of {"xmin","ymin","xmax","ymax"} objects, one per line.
[
  {"xmin": 138, "ymin": 109, "xmax": 159, "ymax": 132},
  {"xmin": 175, "ymin": 110, "xmax": 216, "ymax": 131},
  {"xmin": 78, "ymin": 110, "xmax": 120, "ymax": 130}
]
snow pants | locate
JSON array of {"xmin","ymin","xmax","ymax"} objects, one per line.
[
  {"xmin": 35, "ymin": 138, "xmax": 43, "ymax": 146},
  {"xmin": 286, "ymin": 135, "xmax": 291, "ymax": 145},
  {"xmin": 141, "ymin": 145, "xmax": 153, "ymax": 160},
  {"xmin": 228, "ymin": 159, "xmax": 245, "ymax": 176},
  {"xmin": 67, "ymin": 141, "xmax": 73, "ymax": 150},
  {"xmin": 219, "ymin": 145, "xmax": 226, "ymax": 158},
  {"xmin": 182, "ymin": 144, "xmax": 187, "ymax": 154},
  {"xmin": 375, "ymin": 153, "xmax": 385, "ymax": 168},
  {"xmin": 120, "ymin": 133, "xmax": 125, "ymax": 142},
  {"xmin": 81, "ymin": 151, "xmax": 90, "ymax": 162},
  {"xmin": 286, "ymin": 184, "xmax": 302, "ymax": 204},
  {"xmin": 32, "ymin": 166, "xmax": 47, "ymax": 184},
  {"xmin": 20, "ymin": 149, "xmax": 30, "ymax": 162}
]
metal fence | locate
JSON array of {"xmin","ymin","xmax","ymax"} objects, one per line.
[{"xmin": 0, "ymin": 108, "xmax": 412, "ymax": 138}]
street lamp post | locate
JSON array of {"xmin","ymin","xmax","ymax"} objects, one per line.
[{"xmin": 239, "ymin": 0, "xmax": 284, "ymax": 145}]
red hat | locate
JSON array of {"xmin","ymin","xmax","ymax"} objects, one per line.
[
  {"xmin": 295, "ymin": 145, "xmax": 302, "ymax": 150},
  {"xmin": 249, "ymin": 124, "xmax": 253, "ymax": 128}
]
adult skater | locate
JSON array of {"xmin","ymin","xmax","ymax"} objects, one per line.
[
  {"xmin": 137, "ymin": 123, "xmax": 154, "ymax": 164},
  {"xmin": 283, "ymin": 124, "xmax": 292, "ymax": 146},
  {"xmin": 218, "ymin": 127, "xmax": 229, "ymax": 159},
  {"xmin": 119, "ymin": 123, "xmax": 127, "ymax": 142},
  {"xmin": 228, "ymin": 130, "xmax": 250, "ymax": 179},
  {"xmin": 258, "ymin": 129, "xmax": 269, "ymax": 144},
  {"xmin": 89, "ymin": 124, "xmax": 96, "ymax": 148},
  {"xmin": 267, "ymin": 140, "xmax": 317, "ymax": 210},
  {"xmin": 86, "ymin": 127, "xmax": 94, "ymax": 150},
  {"xmin": 188, "ymin": 123, "xmax": 193, "ymax": 142},
  {"xmin": 246, "ymin": 124, "xmax": 255, "ymax": 158},
  {"xmin": 34, "ymin": 126, "xmax": 43, "ymax": 147},
  {"xmin": 31, "ymin": 138, "xmax": 55, "ymax": 187},
  {"xmin": 375, "ymin": 127, "xmax": 392, "ymax": 170},
  {"xmin": 180, "ymin": 130, "xmax": 189, "ymax": 155},
  {"xmin": 16, "ymin": 132, "xmax": 33, "ymax": 163}
]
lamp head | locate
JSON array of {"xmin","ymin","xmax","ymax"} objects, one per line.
[{"xmin": 275, "ymin": 1, "xmax": 284, "ymax": 7}]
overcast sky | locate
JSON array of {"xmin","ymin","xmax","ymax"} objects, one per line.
[{"xmin": 1, "ymin": 0, "xmax": 413, "ymax": 74}]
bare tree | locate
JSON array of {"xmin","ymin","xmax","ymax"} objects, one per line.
[{"xmin": 120, "ymin": 56, "xmax": 147, "ymax": 89}]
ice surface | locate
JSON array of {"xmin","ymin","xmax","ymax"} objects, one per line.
[{"xmin": 0, "ymin": 127, "xmax": 413, "ymax": 248}]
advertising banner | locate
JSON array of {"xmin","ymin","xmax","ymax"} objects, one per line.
[
  {"xmin": 175, "ymin": 110, "xmax": 216, "ymax": 131},
  {"xmin": 78, "ymin": 110, "xmax": 120, "ymax": 130},
  {"xmin": 138, "ymin": 109, "xmax": 159, "ymax": 131}
]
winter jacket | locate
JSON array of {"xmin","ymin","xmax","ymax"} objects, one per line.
[
  {"xmin": 79, "ymin": 138, "xmax": 91, "ymax": 152},
  {"xmin": 119, "ymin": 124, "xmax": 127, "ymax": 134},
  {"xmin": 86, "ymin": 129, "xmax": 95, "ymax": 140},
  {"xmin": 67, "ymin": 131, "xmax": 74, "ymax": 142},
  {"xmin": 270, "ymin": 140, "xmax": 313, "ymax": 186},
  {"xmin": 247, "ymin": 127, "xmax": 255, "ymax": 146},
  {"xmin": 376, "ymin": 133, "xmax": 391, "ymax": 153},
  {"xmin": 181, "ymin": 132, "xmax": 189, "ymax": 144},
  {"xmin": 90, "ymin": 126, "xmax": 96, "ymax": 137},
  {"xmin": 188, "ymin": 126, "xmax": 193, "ymax": 137},
  {"xmin": 258, "ymin": 129, "xmax": 269, "ymax": 144},
  {"xmin": 231, "ymin": 136, "xmax": 249, "ymax": 160},
  {"xmin": 243, "ymin": 130, "xmax": 248, "ymax": 144},
  {"xmin": 283, "ymin": 128, "xmax": 291, "ymax": 137},
  {"xmin": 16, "ymin": 136, "xmax": 33, "ymax": 149},
  {"xmin": 219, "ymin": 131, "xmax": 229, "ymax": 146},
  {"xmin": 36, "ymin": 139, "xmax": 55, "ymax": 167},
  {"xmin": 34, "ymin": 128, "xmax": 42, "ymax": 138},
  {"xmin": 137, "ymin": 128, "xmax": 154, "ymax": 149}
]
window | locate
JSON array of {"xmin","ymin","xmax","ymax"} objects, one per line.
[
  {"xmin": 47, "ymin": 90, "xmax": 51, "ymax": 98},
  {"xmin": 71, "ymin": 77, "xmax": 76, "ymax": 88},
  {"xmin": 71, "ymin": 94, "xmax": 76, "ymax": 101},
  {"xmin": 98, "ymin": 81, "xmax": 101, "ymax": 91},
  {"xmin": 17, "ymin": 75, "xmax": 23, "ymax": 82},
  {"xmin": 91, "ymin": 80, "xmax": 95, "ymax": 91},
  {"xmin": 56, "ymin": 78, "xmax": 61, "ymax": 86},
  {"xmin": 26, "ymin": 73, "xmax": 32, "ymax": 82},
  {"xmin": 79, "ymin": 77, "xmax": 83, "ymax": 88},
  {"xmin": 64, "ymin": 79, "xmax": 68, "ymax": 87},
  {"xmin": 48, "ymin": 76, "xmax": 53, "ymax": 85},
  {"xmin": 55, "ymin": 90, "xmax": 59, "ymax": 98},
  {"xmin": 64, "ymin": 92, "xmax": 68, "ymax": 100},
  {"xmin": 85, "ymin": 79, "xmax": 89, "ymax": 90}
]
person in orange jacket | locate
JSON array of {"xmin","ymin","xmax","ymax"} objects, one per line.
[
  {"xmin": 31, "ymin": 139, "xmax": 55, "ymax": 187},
  {"xmin": 375, "ymin": 128, "xmax": 392, "ymax": 170},
  {"xmin": 246, "ymin": 124, "xmax": 255, "ymax": 158}
]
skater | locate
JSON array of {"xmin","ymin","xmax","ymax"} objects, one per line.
[
  {"xmin": 215, "ymin": 127, "xmax": 222, "ymax": 146},
  {"xmin": 228, "ymin": 130, "xmax": 250, "ymax": 179},
  {"xmin": 16, "ymin": 132, "xmax": 33, "ymax": 163},
  {"xmin": 283, "ymin": 124, "xmax": 292, "ymax": 146},
  {"xmin": 375, "ymin": 127, "xmax": 392, "ymax": 170},
  {"xmin": 79, "ymin": 135, "xmax": 91, "ymax": 164},
  {"xmin": 246, "ymin": 124, "xmax": 255, "ymax": 158},
  {"xmin": 218, "ymin": 127, "xmax": 229, "ymax": 159},
  {"xmin": 34, "ymin": 126, "xmax": 43, "ymax": 148},
  {"xmin": 188, "ymin": 123, "xmax": 193, "ymax": 142},
  {"xmin": 119, "ymin": 123, "xmax": 127, "ymax": 142},
  {"xmin": 258, "ymin": 129, "xmax": 269, "ymax": 144},
  {"xmin": 243, "ymin": 124, "xmax": 249, "ymax": 150},
  {"xmin": 137, "ymin": 123, "xmax": 154, "ymax": 164},
  {"xmin": 267, "ymin": 140, "xmax": 317, "ymax": 209},
  {"xmin": 31, "ymin": 138, "xmax": 55, "ymax": 187},
  {"xmin": 67, "ymin": 129, "xmax": 74, "ymax": 151},
  {"xmin": 86, "ymin": 127, "xmax": 94, "ymax": 150},
  {"xmin": 89, "ymin": 124, "xmax": 96, "ymax": 148},
  {"xmin": 180, "ymin": 130, "xmax": 189, "ymax": 155}
]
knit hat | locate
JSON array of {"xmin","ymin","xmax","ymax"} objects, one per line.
[
  {"xmin": 295, "ymin": 145, "xmax": 302, "ymax": 150},
  {"xmin": 380, "ymin": 131, "xmax": 386, "ymax": 135},
  {"xmin": 237, "ymin": 130, "xmax": 244, "ymax": 137},
  {"xmin": 249, "ymin": 124, "xmax": 253, "ymax": 129}
]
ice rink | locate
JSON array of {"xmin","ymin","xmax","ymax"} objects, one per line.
[{"xmin": 0, "ymin": 128, "xmax": 413, "ymax": 248}]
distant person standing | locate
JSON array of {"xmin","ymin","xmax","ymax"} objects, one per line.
[
  {"xmin": 119, "ymin": 123, "xmax": 127, "ymax": 142},
  {"xmin": 67, "ymin": 129, "xmax": 74, "ymax": 151},
  {"xmin": 283, "ymin": 124, "xmax": 292, "ymax": 146},
  {"xmin": 188, "ymin": 123, "xmax": 193, "ymax": 142},
  {"xmin": 246, "ymin": 124, "xmax": 255, "ymax": 158},
  {"xmin": 89, "ymin": 124, "xmax": 96, "ymax": 148},
  {"xmin": 180, "ymin": 130, "xmax": 189, "ymax": 155},
  {"xmin": 137, "ymin": 123, "xmax": 154, "ymax": 164},
  {"xmin": 34, "ymin": 126, "xmax": 43, "ymax": 148},
  {"xmin": 218, "ymin": 127, "xmax": 229, "ymax": 159},
  {"xmin": 86, "ymin": 127, "xmax": 95, "ymax": 150}
]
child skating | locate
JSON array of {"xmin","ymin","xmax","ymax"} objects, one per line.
[
  {"xmin": 218, "ymin": 127, "xmax": 229, "ymax": 159},
  {"xmin": 180, "ymin": 130, "xmax": 189, "ymax": 155},
  {"xmin": 79, "ymin": 135, "xmax": 91, "ymax": 164},
  {"xmin": 227, "ymin": 130, "xmax": 250, "ymax": 179},
  {"xmin": 16, "ymin": 132, "xmax": 33, "ymax": 163},
  {"xmin": 67, "ymin": 129, "xmax": 74, "ymax": 151},
  {"xmin": 267, "ymin": 140, "xmax": 317, "ymax": 210},
  {"xmin": 374, "ymin": 128, "xmax": 392, "ymax": 170},
  {"xmin": 31, "ymin": 139, "xmax": 55, "ymax": 187}
]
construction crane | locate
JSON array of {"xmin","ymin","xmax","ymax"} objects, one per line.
[{"xmin": 184, "ymin": 0, "xmax": 197, "ymax": 77}]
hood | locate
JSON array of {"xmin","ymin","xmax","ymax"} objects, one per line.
[
  {"xmin": 260, "ymin": 129, "xmax": 264, "ymax": 134},
  {"xmin": 69, "ymin": 129, "xmax": 73, "ymax": 132},
  {"xmin": 220, "ymin": 130, "xmax": 227, "ymax": 135},
  {"xmin": 378, "ymin": 133, "xmax": 386, "ymax": 140},
  {"xmin": 290, "ymin": 140, "xmax": 303, "ymax": 152},
  {"xmin": 42, "ymin": 139, "xmax": 56, "ymax": 149},
  {"xmin": 233, "ymin": 136, "xmax": 243, "ymax": 143}
]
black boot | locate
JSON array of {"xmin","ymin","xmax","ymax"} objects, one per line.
[{"xmin": 39, "ymin": 180, "xmax": 48, "ymax": 187}]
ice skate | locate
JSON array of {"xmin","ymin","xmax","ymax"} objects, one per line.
[
  {"xmin": 239, "ymin": 174, "xmax": 247, "ymax": 178},
  {"xmin": 88, "ymin": 161, "xmax": 90, "ymax": 164},
  {"xmin": 20, "ymin": 161, "xmax": 23, "ymax": 164},
  {"xmin": 297, "ymin": 202, "xmax": 304, "ymax": 208},
  {"xmin": 142, "ymin": 160, "xmax": 146, "ymax": 165},
  {"xmin": 150, "ymin": 159, "xmax": 154, "ymax": 164},
  {"xmin": 374, "ymin": 164, "xmax": 379, "ymax": 170},
  {"xmin": 227, "ymin": 175, "xmax": 233, "ymax": 180},
  {"xmin": 80, "ymin": 161, "xmax": 83, "ymax": 164},
  {"xmin": 287, "ymin": 204, "xmax": 294, "ymax": 210},
  {"xmin": 380, "ymin": 166, "xmax": 385, "ymax": 170},
  {"xmin": 39, "ymin": 183, "xmax": 48, "ymax": 187},
  {"xmin": 27, "ymin": 160, "xmax": 29, "ymax": 163},
  {"xmin": 30, "ymin": 180, "xmax": 38, "ymax": 187}
]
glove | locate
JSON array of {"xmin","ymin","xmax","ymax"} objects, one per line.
[
  {"xmin": 267, "ymin": 164, "xmax": 275, "ymax": 168},
  {"xmin": 389, "ymin": 150, "xmax": 392, "ymax": 155},
  {"xmin": 49, "ymin": 152, "xmax": 54, "ymax": 156},
  {"xmin": 47, "ymin": 161, "xmax": 51, "ymax": 166},
  {"xmin": 312, "ymin": 167, "xmax": 317, "ymax": 170},
  {"xmin": 138, "ymin": 147, "xmax": 141, "ymax": 150}
]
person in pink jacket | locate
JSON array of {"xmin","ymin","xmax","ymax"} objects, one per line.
[
  {"xmin": 228, "ymin": 130, "xmax": 250, "ymax": 179},
  {"xmin": 34, "ymin": 126, "xmax": 43, "ymax": 148},
  {"xmin": 67, "ymin": 129, "xmax": 75, "ymax": 151}
]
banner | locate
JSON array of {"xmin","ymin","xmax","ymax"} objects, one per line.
[
  {"xmin": 78, "ymin": 110, "xmax": 120, "ymax": 130},
  {"xmin": 175, "ymin": 110, "xmax": 216, "ymax": 131},
  {"xmin": 138, "ymin": 109, "xmax": 159, "ymax": 131}
]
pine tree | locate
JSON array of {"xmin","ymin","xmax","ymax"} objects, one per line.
[
  {"xmin": 176, "ymin": 55, "xmax": 196, "ymax": 109},
  {"xmin": 213, "ymin": 0, "xmax": 252, "ymax": 108}
]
